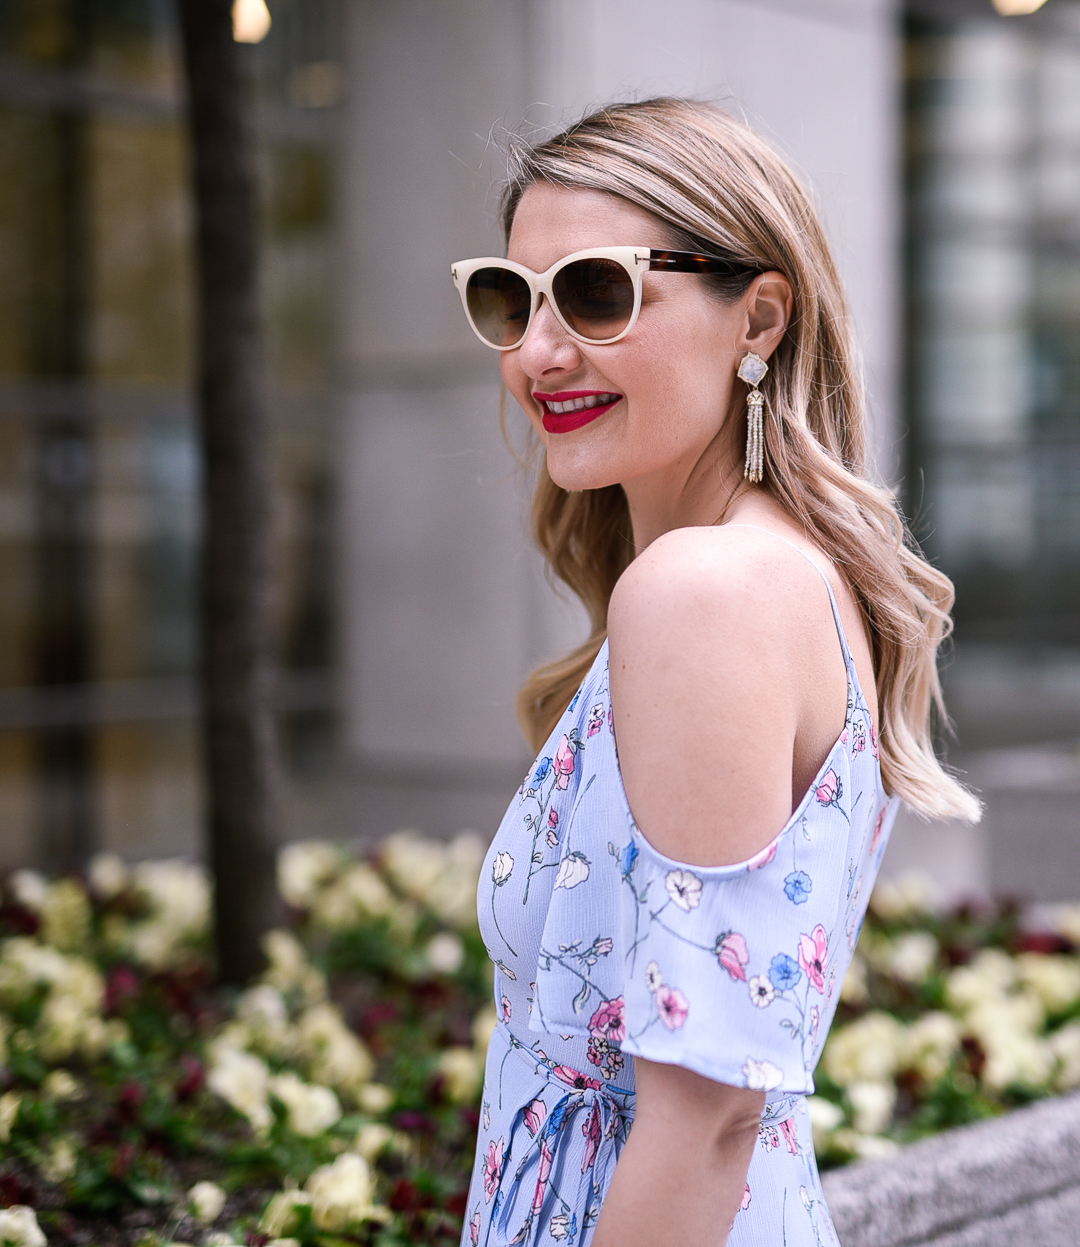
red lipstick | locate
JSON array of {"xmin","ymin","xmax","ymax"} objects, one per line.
[{"xmin": 532, "ymin": 390, "xmax": 623, "ymax": 435}]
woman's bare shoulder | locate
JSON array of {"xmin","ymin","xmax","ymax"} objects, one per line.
[{"xmin": 607, "ymin": 524, "xmax": 834, "ymax": 868}]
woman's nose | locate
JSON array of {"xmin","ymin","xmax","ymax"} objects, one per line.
[{"xmin": 516, "ymin": 295, "xmax": 582, "ymax": 378}]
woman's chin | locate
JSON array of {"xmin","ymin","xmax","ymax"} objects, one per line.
[{"xmin": 544, "ymin": 449, "xmax": 625, "ymax": 494}]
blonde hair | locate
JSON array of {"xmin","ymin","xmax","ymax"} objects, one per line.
[{"xmin": 503, "ymin": 98, "xmax": 978, "ymax": 823}]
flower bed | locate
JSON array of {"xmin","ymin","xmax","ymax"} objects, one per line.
[{"xmin": 0, "ymin": 840, "xmax": 1078, "ymax": 1247}]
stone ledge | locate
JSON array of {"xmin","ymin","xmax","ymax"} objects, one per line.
[{"xmin": 822, "ymin": 1091, "xmax": 1080, "ymax": 1247}]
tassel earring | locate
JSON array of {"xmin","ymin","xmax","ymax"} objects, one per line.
[{"xmin": 737, "ymin": 352, "xmax": 768, "ymax": 483}]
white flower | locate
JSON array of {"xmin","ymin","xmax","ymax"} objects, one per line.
[
  {"xmin": 806, "ymin": 1095, "xmax": 844, "ymax": 1149},
  {"xmin": 357, "ymin": 1082, "xmax": 394, "ymax": 1114},
  {"xmin": 188, "ymin": 1181, "xmax": 228, "ymax": 1225},
  {"xmin": 312, "ymin": 864, "xmax": 396, "ymax": 932},
  {"xmin": 665, "ymin": 870, "xmax": 703, "ymax": 912},
  {"xmin": 899, "ymin": 1011, "xmax": 961, "ymax": 1082},
  {"xmin": 840, "ymin": 955, "xmax": 869, "ymax": 1004},
  {"xmin": 259, "ymin": 1190, "xmax": 313, "ymax": 1237},
  {"xmin": 437, "ymin": 1047, "xmax": 484, "ymax": 1103},
  {"xmin": 41, "ymin": 1070, "xmax": 83, "ymax": 1102},
  {"xmin": 425, "ymin": 932, "xmax": 465, "ymax": 975},
  {"xmin": 277, "ymin": 841, "xmax": 343, "ymax": 910},
  {"xmin": 304, "ymin": 1153, "xmax": 389, "ymax": 1231},
  {"xmin": 1050, "ymin": 1022, "xmax": 1080, "ymax": 1091},
  {"xmin": 0, "ymin": 1206, "xmax": 46, "ymax": 1247},
  {"xmin": 748, "ymin": 975, "xmax": 776, "ymax": 1009},
  {"xmin": 127, "ymin": 859, "xmax": 211, "ymax": 970},
  {"xmin": 870, "ymin": 871, "xmax": 938, "ymax": 920},
  {"xmin": 0, "ymin": 1092, "xmax": 20, "ymax": 1143},
  {"xmin": 550, "ymin": 1213, "xmax": 571, "ymax": 1239},
  {"xmin": 352, "ymin": 1122, "xmax": 393, "ymax": 1161},
  {"xmin": 832, "ymin": 1129, "xmax": 900, "ymax": 1161},
  {"xmin": 887, "ymin": 932, "xmax": 938, "ymax": 984},
  {"xmin": 742, "ymin": 1058, "xmax": 784, "ymax": 1091},
  {"xmin": 492, "ymin": 852, "xmax": 514, "ymax": 886},
  {"xmin": 207, "ymin": 1049, "xmax": 272, "ymax": 1135},
  {"xmin": 41, "ymin": 880, "xmax": 91, "ymax": 953},
  {"xmin": 945, "ymin": 949, "xmax": 1017, "ymax": 1012},
  {"xmin": 296, "ymin": 1004, "xmax": 374, "ymax": 1097},
  {"xmin": 8, "ymin": 871, "xmax": 48, "ymax": 913},
  {"xmin": 645, "ymin": 961, "xmax": 663, "ymax": 993},
  {"xmin": 261, "ymin": 929, "xmax": 327, "ymax": 1005},
  {"xmin": 88, "ymin": 853, "xmax": 129, "ymax": 901},
  {"xmin": 823, "ymin": 1012, "xmax": 903, "ymax": 1086},
  {"xmin": 42, "ymin": 1139, "xmax": 78, "ymax": 1184},
  {"xmin": 847, "ymin": 1080, "xmax": 896, "ymax": 1135},
  {"xmin": 554, "ymin": 853, "xmax": 590, "ymax": 890},
  {"xmin": 1015, "ymin": 954, "xmax": 1080, "ymax": 1015},
  {"xmin": 237, "ymin": 985, "xmax": 290, "ymax": 1031},
  {"xmin": 269, "ymin": 1072, "xmax": 342, "ymax": 1137},
  {"xmin": 472, "ymin": 1006, "xmax": 498, "ymax": 1051}
]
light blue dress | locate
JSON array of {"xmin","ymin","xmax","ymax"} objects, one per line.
[{"xmin": 463, "ymin": 531, "xmax": 899, "ymax": 1247}]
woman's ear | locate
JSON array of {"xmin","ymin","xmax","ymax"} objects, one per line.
[{"xmin": 740, "ymin": 272, "xmax": 793, "ymax": 361}]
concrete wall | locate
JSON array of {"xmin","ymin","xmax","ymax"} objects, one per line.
[{"xmin": 333, "ymin": 0, "xmax": 903, "ymax": 843}]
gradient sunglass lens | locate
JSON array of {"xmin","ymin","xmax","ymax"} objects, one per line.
[
  {"xmin": 465, "ymin": 267, "xmax": 532, "ymax": 346},
  {"xmin": 551, "ymin": 258, "xmax": 636, "ymax": 340}
]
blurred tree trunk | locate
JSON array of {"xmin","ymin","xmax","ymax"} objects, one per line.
[{"xmin": 179, "ymin": 0, "xmax": 281, "ymax": 984}]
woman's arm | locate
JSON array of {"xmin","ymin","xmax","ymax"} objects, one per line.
[{"xmin": 593, "ymin": 1058, "xmax": 765, "ymax": 1247}]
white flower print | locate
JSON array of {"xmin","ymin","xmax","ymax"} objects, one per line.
[
  {"xmin": 554, "ymin": 852, "xmax": 590, "ymax": 890},
  {"xmin": 665, "ymin": 869, "xmax": 703, "ymax": 912},
  {"xmin": 492, "ymin": 851, "xmax": 514, "ymax": 885},
  {"xmin": 748, "ymin": 974, "xmax": 776, "ymax": 1008},
  {"xmin": 743, "ymin": 1057, "xmax": 784, "ymax": 1091},
  {"xmin": 550, "ymin": 1213, "xmax": 571, "ymax": 1239},
  {"xmin": 645, "ymin": 961, "xmax": 663, "ymax": 993}
]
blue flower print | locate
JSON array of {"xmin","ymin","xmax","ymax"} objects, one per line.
[
  {"xmin": 619, "ymin": 840, "xmax": 638, "ymax": 879},
  {"xmin": 783, "ymin": 870, "xmax": 813, "ymax": 905},
  {"xmin": 533, "ymin": 757, "xmax": 552, "ymax": 784},
  {"xmin": 769, "ymin": 953, "xmax": 802, "ymax": 992}
]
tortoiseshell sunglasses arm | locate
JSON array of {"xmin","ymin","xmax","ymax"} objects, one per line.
[{"xmin": 646, "ymin": 248, "xmax": 762, "ymax": 276}]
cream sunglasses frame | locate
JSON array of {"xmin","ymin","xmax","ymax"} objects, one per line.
[{"xmin": 451, "ymin": 246, "xmax": 760, "ymax": 350}]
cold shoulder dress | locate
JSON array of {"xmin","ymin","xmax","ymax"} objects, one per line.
[{"xmin": 463, "ymin": 533, "xmax": 899, "ymax": 1247}]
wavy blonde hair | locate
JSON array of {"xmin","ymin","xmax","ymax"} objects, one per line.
[{"xmin": 503, "ymin": 98, "xmax": 978, "ymax": 822}]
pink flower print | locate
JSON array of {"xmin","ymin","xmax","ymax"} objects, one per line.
[
  {"xmin": 470, "ymin": 1211, "xmax": 481, "ymax": 1245},
  {"xmin": 760, "ymin": 1125, "xmax": 779, "ymax": 1150},
  {"xmin": 501, "ymin": 994, "xmax": 512, "ymax": 1022},
  {"xmin": 595, "ymin": 937, "xmax": 614, "ymax": 956},
  {"xmin": 554, "ymin": 735, "xmax": 576, "ymax": 790},
  {"xmin": 798, "ymin": 924, "xmax": 829, "ymax": 994},
  {"xmin": 870, "ymin": 723, "xmax": 879, "ymax": 758},
  {"xmin": 871, "ymin": 807, "xmax": 886, "ymax": 855},
  {"xmin": 587, "ymin": 703, "xmax": 605, "ymax": 737},
  {"xmin": 482, "ymin": 1136, "xmax": 505, "ymax": 1202},
  {"xmin": 588, "ymin": 995, "xmax": 626, "ymax": 1044},
  {"xmin": 607, "ymin": 708, "xmax": 615, "ymax": 735},
  {"xmin": 655, "ymin": 984, "xmax": 689, "ymax": 1031},
  {"xmin": 815, "ymin": 768, "xmax": 842, "ymax": 808},
  {"xmin": 581, "ymin": 1101, "xmax": 602, "ymax": 1173},
  {"xmin": 717, "ymin": 931, "xmax": 749, "ymax": 982},
  {"xmin": 747, "ymin": 840, "xmax": 777, "ymax": 872},
  {"xmin": 781, "ymin": 1117, "xmax": 798, "ymax": 1155},
  {"xmin": 552, "ymin": 1064, "xmax": 602, "ymax": 1091},
  {"xmin": 741, "ymin": 1184, "xmax": 752, "ymax": 1211},
  {"xmin": 533, "ymin": 1140, "xmax": 554, "ymax": 1213},
  {"xmin": 547, "ymin": 828, "xmax": 559, "ymax": 847},
  {"xmin": 548, "ymin": 808, "xmax": 559, "ymax": 829},
  {"xmin": 523, "ymin": 1097, "xmax": 547, "ymax": 1136}
]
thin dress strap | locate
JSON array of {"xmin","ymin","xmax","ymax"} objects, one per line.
[{"xmin": 724, "ymin": 523, "xmax": 856, "ymax": 675}]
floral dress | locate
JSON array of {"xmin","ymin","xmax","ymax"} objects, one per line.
[{"xmin": 463, "ymin": 533, "xmax": 899, "ymax": 1247}]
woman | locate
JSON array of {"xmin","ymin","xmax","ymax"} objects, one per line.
[{"xmin": 450, "ymin": 98, "xmax": 978, "ymax": 1247}]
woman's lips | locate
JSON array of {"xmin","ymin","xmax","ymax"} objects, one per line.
[{"xmin": 533, "ymin": 390, "xmax": 623, "ymax": 434}]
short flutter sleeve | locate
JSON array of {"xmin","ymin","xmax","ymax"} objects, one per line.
[{"xmin": 529, "ymin": 721, "xmax": 897, "ymax": 1095}]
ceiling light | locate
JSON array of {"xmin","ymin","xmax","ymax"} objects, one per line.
[{"xmin": 233, "ymin": 0, "xmax": 271, "ymax": 43}]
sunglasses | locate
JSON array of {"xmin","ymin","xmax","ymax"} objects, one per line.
[{"xmin": 451, "ymin": 246, "xmax": 761, "ymax": 350}]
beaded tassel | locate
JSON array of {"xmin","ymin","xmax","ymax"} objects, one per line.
[{"xmin": 744, "ymin": 389, "xmax": 765, "ymax": 483}]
